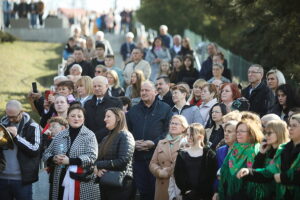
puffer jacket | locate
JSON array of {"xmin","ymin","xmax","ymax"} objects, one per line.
[{"xmin": 95, "ymin": 131, "xmax": 135, "ymax": 178}]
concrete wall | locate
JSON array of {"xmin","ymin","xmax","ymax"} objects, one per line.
[{"xmin": 5, "ymin": 28, "xmax": 70, "ymax": 43}]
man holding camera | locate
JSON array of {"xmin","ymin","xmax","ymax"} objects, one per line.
[{"xmin": 0, "ymin": 100, "xmax": 41, "ymax": 200}]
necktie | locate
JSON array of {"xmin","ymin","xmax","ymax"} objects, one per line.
[{"xmin": 96, "ymin": 98, "xmax": 102, "ymax": 105}]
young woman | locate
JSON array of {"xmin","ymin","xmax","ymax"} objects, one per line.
[
  {"xmin": 218, "ymin": 119, "xmax": 264, "ymax": 200},
  {"xmin": 95, "ymin": 107, "xmax": 135, "ymax": 200},
  {"xmin": 145, "ymin": 36, "xmax": 171, "ymax": 81},
  {"xmin": 75, "ymin": 76, "xmax": 93, "ymax": 106},
  {"xmin": 236, "ymin": 119, "xmax": 290, "ymax": 200},
  {"xmin": 266, "ymin": 69, "xmax": 286, "ymax": 95},
  {"xmin": 158, "ymin": 60, "xmax": 171, "ymax": 77},
  {"xmin": 125, "ymin": 70, "xmax": 145, "ymax": 106},
  {"xmin": 178, "ymin": 54, "xmax": 200, "ymax": 88},
  {"xmin": 149, "ymin": 115, "xmax": 189, "ymax": 200},
  {"xmin": 43, "ymin": 105, "xmax": 100, "ymax": 200},
  {"xmin": 271, "ymin": 84, "xmax": 300, "ymax": 121},
  {"xmin": 220, "ymin": 83, "xmax": 241, "ymax": 112},
  {"xmin": 171, "ymin": 85, "xmax": 202, "ymax": 124},
  {"xmin": 181, "ymin": 37, "xmax": 194, "ymax": 57},
  {"xmin": 106, "ymin": 70, "xmax": 125, "ymax": 97},
  {"xmin": 206, "ymin": 103, "xmax": 228, "ymax": 150},
  {"xmin": 170, "ymin": 56, "xmax": 184, "ymax": 84},
  {"xmin": 199, "ymin": 84, "xmax": 218, "ymax": 126},
  {"xmin": 174, "ymin": 123, "xmax": 217, "ymax": 200},
  {"xmin": 188, "ymin": 79, "xmax": 207, "ymax": 107}
]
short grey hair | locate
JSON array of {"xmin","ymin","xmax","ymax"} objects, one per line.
[
  {"xmin": 160, "ymin": 25, "xmax": 168, "ymax": 31},
  {"xmin": 6, "ymin": 100, "xmax": 22, "ymax": 111},
  {"xmin": 92, "ymin": 75, "xmax": 108, "ymax": 85},
  {"xmin": 54, "ymin": 76, "xmax": 68, "ymax": 82},
  {"xmin": 71, "ymin": 64, "xmax": 82, "ymax": 73},
  {"xmin": 266, "ymin": 69, "xmax": 286, "ymax": 86},
  {"xmin": 250, "ymin": 64, "xmax": 264, "ymax": 76},
  {"xmin": 142, "ymin": 80, "xmax": 156, "ymax": 91}
]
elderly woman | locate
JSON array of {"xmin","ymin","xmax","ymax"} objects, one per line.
[
  {"xmin": 146, "ymin": 36, "xmax": 171, "ymax": 82},
  {"xmin": 207, "ymin": 63, "xmax": 231, "ymax": 84},
  {"xmin": 266, "ymin": 69, "xmax": 286, "ymax": 95},
  {"xmin": 199, "ymin": 83, "xmax": 218, "ymax": 126},
  {"xmin": 171, "ymin": 85, "xmax": 202, "ymax": 124},
  {"xmin": 106, "ymin": 70, "xmax": 125, "ymax": 97},
  {"xmin": 174, "ymin": 123, "xmax": 217, "ymax": 200},
  {"xmin": 218, "ymin": 118, "xmax": 264, "ymax": 200},
  {"xmin": 95, "ymin": 107, "xmax": 135, "ymax": 200},
  {"xmin": 149, "ymin": 115, "xmax": 189, "ymax": 200},
  {"xmin": 236, "ymin": 119, "xmax": 290, "ymax": 200},
  {"xmin": 43, "ymin": 105, "xmax": 100, "ymax": 200},
  {"xmin": 75, "ymin": 76, "xmax": 93, "ymax": 106}
]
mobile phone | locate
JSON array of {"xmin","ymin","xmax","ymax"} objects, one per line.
[
  {"xmin": 45, "ymin": 90, "xmax": 54, "ymax": 101},
  {"xmin": 32, "ymin": 82, "xmax": 38, "ymax": 93}
]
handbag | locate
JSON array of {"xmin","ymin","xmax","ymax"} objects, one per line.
[{"xmin": 99, "ymin": 170, "xmax": 125, "ymax": 187}]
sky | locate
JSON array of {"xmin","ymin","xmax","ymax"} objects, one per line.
[{"xmin": 43, "ymin": 0, "xmax": 141, "ymax": 12}]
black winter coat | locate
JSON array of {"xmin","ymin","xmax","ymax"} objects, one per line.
[
  {"xmin": 242, "ymin": 81, "xmax": 274, "ymax": 116},
  {"xmin": 96, "ymin": 131, "xmax": 135, "ymax": 178},
  {"xmin": 84, "ymin": 95, "xmax": 123, "ymax": 143}
]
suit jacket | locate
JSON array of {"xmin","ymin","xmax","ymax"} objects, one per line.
[{"xmin": 84, "ymin": 94, "xmax": 123, "ymax": 142}]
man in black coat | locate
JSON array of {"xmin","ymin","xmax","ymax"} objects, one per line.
[
  {"xmin": 64, "ymin": 47, "xmax": 93, "ymax": 77},
  {"xmin": 84, "ymin": 76, "xmax": 122, "ymax": 143},
  {"xmin": 241, "ymin": 64, "xmax": 275, "ymax": 116},
  {"xmin": 199, "ymin": 43, "xmax": 218, "ymax": 80},
  {"xmin": 155, "ymin": 76, "xmax": 174, "ymax": 107}
]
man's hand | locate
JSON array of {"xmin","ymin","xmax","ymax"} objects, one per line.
[
  {"xmin": 6, "ymin": 126, "xmax": 17, "ymax": 137},
  {"xmin": 274, "ymin": 173, "xmax": 281, "ymax": 183}
]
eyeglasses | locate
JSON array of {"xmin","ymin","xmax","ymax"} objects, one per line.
[
  {"xmin": 289, "ymin": 124, "xmax": 300, "ymax": 129},
  {"xmin": 248, "ymin": 71, "xmax": 261, "ymax": 74},
  {"xmin": 6, "ymin": 111, "xmax": 22, "ymax": 120},
  {"xmin": 265, "ymin": 131, "xmax": 275, "ymax": 136},
  {"xmin": 95, "ymin": 70, "xmax": 102, "ymax": 73}
]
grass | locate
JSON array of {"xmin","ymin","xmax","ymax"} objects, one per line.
[{"xmin": 0, "ymin": 41, "xmax": 63, "ymax": 121}]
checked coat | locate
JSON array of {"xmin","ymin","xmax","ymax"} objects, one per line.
[{"xmin": 43, "ymin": 125, "xmax": 100, "ymax": 200}]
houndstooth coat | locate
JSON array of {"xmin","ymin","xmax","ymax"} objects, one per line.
[{"xmin": 43, "ymin": 125, "xmax": 100, "ymax": 200}]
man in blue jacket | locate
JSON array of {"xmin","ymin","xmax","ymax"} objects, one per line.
[{"xmin": 127, "ymin": 81, "xmax": 173, "ymax": 200}]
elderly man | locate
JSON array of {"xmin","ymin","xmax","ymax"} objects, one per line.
[
  {"xmin": 84, "ymin": 76, "xmax": 122, "ymax": 142},
  {"xmin": 64, "ymin": 47, "xmax": 93, "ymax": 77},
  {"xmin": 159, "ymin": 25, "xmax": 173, "ymax": 48},
  {"xmin": 169, "ymin": 34, "xmax": 182, "ymax": 59},
  {"xmin": 0, "ymin": 100, "xmax": 41, "ymax": 200},
  {"xmin": 127, "ymin": 81, "xmax": 173, "ymax": 200},
  {"xmin": 95, "ymin": 31, "xmax": 114, "ymax": 55},
  {"xmin": 123, "ymin": 47, "xmax": 151, "ymax": 85},
  {"xmin": 242, "ymin": 64, "xmax": 274, "ymax": 116},
  {"xmin": 120, "ymin": 32, "xmax": 136, "ymax": 62}
]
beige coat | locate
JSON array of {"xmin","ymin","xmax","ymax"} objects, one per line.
[
  {"xmin": 149, "ymin": 138, "xmax": 181, "ymax": 200},
  {"xmin": 123, "ymin": 59, "xmax": 151, "ymax": 85}
]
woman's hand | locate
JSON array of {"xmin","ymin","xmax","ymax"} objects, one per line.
[
  {"xmin": 53, "ymin": 154, "xmax": 68, "ymax": 165},
  {"xmin": 259, "ymin": 140, "xmax": 270, "ymax": 154},
  {"xmin": 236, "ymin": 168, "xmax": 250, "ymax": 179},
  {"xmin": 158, "ymin": 168, "xmax": 169, "ymax": 178},
  {"xmin": 48, "ymin": 94, "xmax": 55, "ymax": 105},
  {"xmin": 96, "ymin": 169, "xmax": 107, "ymax": 177},
  {"xmin": 274, "ymin": 173, "xmax": 281, "ymax": 183}
]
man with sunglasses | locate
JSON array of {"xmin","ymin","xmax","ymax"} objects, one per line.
[{"xmin": 0, "ymin": 100, "xmax": 41, "ymax": 200}]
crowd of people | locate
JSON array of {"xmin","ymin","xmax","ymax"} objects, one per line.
[
  {"xmin": 3, "ymin": 0, "xmax": 45, "ymax": 28},
  {"xmin": 1, "ymin": 22, "xmax": 300, "ymax": 200}
]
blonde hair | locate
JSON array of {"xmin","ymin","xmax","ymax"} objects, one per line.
[
  {"xmin": 237, "ymin": 119, "xmax": 264, "ymax": 144},
  {"xmin": 188, "ymin": 123, "xmax": 206, "ymax": 146},
  {"xmin": 171, "ymin": 115, "xmax": 189, "ymax": 134},
  {"xmin": 75, "ymin": 76, "xmax": 93, "ymax": 96},
  {"xmin": 222, "ymin": 110, "xmax": 242, "ymax": 123},
  {"xmin": 187, "ymin": 79, "xmax": 207, "ymax": 102},
  {"xmin": 265, "ymin": 120, "xmax": 289, "ymax": 146},
  {"xmin": 106, "ymin": 70, "xmax": 120, "ymax": 88}
]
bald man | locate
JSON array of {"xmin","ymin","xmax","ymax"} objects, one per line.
[
  {"xmin": 127, "ymin": 81, "xmax": 173, "ymax": 200},
  {"xmin": 0, "ymin": 100, "xmax": 41, "ymax": 200},
  {"xmin": 84, "ymin": 76, "xmax": 122, "ymax": 142}
]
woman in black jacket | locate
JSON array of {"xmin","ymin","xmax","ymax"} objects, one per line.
[
  {"xmin": 95, "ymin": 107, "xmax": 135, "ymax": 200},
  {"xmin": 174, "ymin": 123, "xmax": 217, "ymax": 200}
]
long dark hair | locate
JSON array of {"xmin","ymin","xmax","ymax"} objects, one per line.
[
  {"xmin": 183, "ymin": 54, "xmax": 195, "ymax": 71},
  {"xmin": 208, "ymin": 103, "xmax": 228, "ymax": 129},
  {"xmin": 276, "ymin": 84, "xmax": 300, "ymax": 114},
  {"xmin": 98, "ymin": 108, "xmax": 128, "ymax": 159}
]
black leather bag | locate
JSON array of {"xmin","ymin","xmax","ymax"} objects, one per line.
[{"xmin": 99, "ymin": 170, "xmax": 124, "ymax": 187}]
